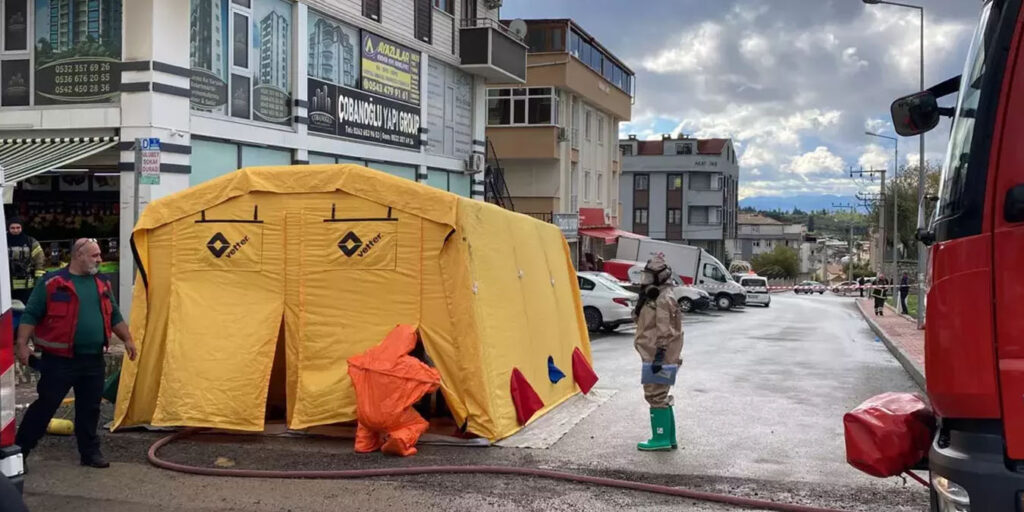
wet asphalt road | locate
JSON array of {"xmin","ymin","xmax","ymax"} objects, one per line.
[{"xmin": 19, "ymin": 292, "xmax": 929, "ymax": 511}]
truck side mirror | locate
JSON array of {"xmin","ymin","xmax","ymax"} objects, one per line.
[{"xmin": 891, "ymin": 92, "xmax": 941, "ymax": 136}]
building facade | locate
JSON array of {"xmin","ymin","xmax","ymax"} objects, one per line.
[
  {"xmin": 0, "ymin": 0, "xmax": 527, "ymax": 312},
  {"xmin": 484, "ymin": 19, "xmax": 634, "ymax": 256},
  {"xmin": 618, "ymin": 135, "xmax": 739, "ymax": 260}
]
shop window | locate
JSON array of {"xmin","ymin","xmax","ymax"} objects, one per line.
[
  {"xmin": 368, "ymin": 162, "xmax": 416, "ymax": 181},
  {"xmin": 426, "ymin": 168, "xmax": 449, "ymax": 191},
  {"xmin": 241, "ymin": 145, "xmax": 291, "ymax": 167},
  {"xmin": 309, "ymin": 154, "xmax": 337, "ymax": 164},
  {"xmin": 191, "ymin": 139, "xmax": 241, "ymax": 186},
  {"xmin": 449, "ymin": 173, "xmax": 471, "ymax": 197},
  {"xmin": 487, "ymin": 87, "xmax": 559, "ymax": 126}
]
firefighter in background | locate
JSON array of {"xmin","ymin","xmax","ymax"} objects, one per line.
[
  {"xmin": 7, "ymin": 217, "xmax": 45, "ymax": 304},
  {"xmin": 632, "ymin": 256, "xmax": 683, "ymax": 451}
]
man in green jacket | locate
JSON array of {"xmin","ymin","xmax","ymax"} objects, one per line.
[{"xmin": 15, "ymin": 238, "xmax": 137, "ymax": 468}]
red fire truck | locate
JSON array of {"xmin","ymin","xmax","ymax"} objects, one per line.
[
  {"xmin": 0, "ymin": 173, "xmax": 24, "ymax": 491},
  {"xmin": 881, "ymin": 0, "xmax": 1024, "ymax": 509}
]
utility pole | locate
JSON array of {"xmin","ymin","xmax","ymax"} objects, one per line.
[
  {"xmin": 833, "ymin": 203, "xmax": 857, "ymax": 282},
  {"xmin": 851, "ymin": 167, "xmax": 888, "ymax": 274}
]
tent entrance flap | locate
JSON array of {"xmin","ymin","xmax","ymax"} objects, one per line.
[
  {"xmin": 265, "ymin": 317, "xmax": 288, "ymax": 423},
  {"xmin": 0, "ymin": 136, "xmax": 119, "ymax": 183}
]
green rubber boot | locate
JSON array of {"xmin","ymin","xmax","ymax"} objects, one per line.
[{"xmin": 637, "ymin": 407, "xmax": 675, "ymax": 451}]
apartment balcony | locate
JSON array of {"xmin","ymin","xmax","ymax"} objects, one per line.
[
  {"xmin": 460, "ymin": 18, "xmax": 527, "ymax": 83},
  {"xmin": 486, "ymin": 125, "xmax": 561, "ymax": 160}
]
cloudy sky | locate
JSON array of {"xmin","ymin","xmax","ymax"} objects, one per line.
[{"xmin": 501, "ymin": 0, "xmax": 981, "ymax": 199}]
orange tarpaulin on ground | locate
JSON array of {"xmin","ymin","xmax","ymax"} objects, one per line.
[{"xmin": 347, "ymin": 325, "xmax": 440, "ymax": 456}]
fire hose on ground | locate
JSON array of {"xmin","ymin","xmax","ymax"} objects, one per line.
[{"xmin": 148, "ymin": 428, "xmax": 859, "ymax": 512}]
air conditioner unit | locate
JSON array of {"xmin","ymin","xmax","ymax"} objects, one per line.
[
  {"xmin": 467, "ymin": 153, "xmax": 486, "ymax": 172},
  {"xmin": 483, "ymin": 0, "xmax": 503, "ymax": 9},
  {"xmin": 557, "ymin": 127, "xmax": 568, "ymax": 142}
]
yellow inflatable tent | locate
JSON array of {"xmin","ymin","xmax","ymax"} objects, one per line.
[{"xmin": 113, "ymin": 164, "xmax": 594, "ymax": 441}]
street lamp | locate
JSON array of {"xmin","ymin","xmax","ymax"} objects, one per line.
[
  {"xmin": 862, "ymin": 0, "xmax": 925, "ymax": 329},
  {"xmin": 866, "ymin": 131, "xmax": 898, "ymax": 281}
]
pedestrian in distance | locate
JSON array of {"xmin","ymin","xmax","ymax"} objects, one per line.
[
  {"xmin": 632, "ymin": 256, "xmax": 683, "ymax": 451},
  {"xmin": 899, "ymin": 272, "xmax": 911, "ymax": 315},
  {"xmin": 7, "ymin": 217, "xmax": 46, "ymax": 306},
  {"xmin": 857, "ymin": 276, "xmax": 865, "ymax": 298},
  {"xmin": 872, "ymin": 273, "xmax": 888, "ymax": 316},
  {"xmin": 15, "ymin": 238, "xmax": 137, "ymax": 469}
]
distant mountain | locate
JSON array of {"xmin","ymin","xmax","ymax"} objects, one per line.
[{"xmin": 739, "ymin": 194, "xmax": 862, "ymax": 213}]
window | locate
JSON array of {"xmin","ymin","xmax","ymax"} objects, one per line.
[
  {"xmin": 675, "ymin": 143, "xmax": 693, "ymax": 155},
  {"xmin": 934, "ymin": 1, "xmax": 994, "ymax": 240},
  {"xmin": 597, "ymin": 116, "xmax": 604, "ymax": 143},
  {"xmin": 363, "ymin": 0, "xmax": 381, "ymax": 21},
  {"xmin": 583, "ymin": 171, "xmax": 592, "ymax": 201},
  {"xmin": 711, "ymin": 174, "xmax": 724, "ymax": 190},
  {"xmin": 709, "ymin": 207, "xmax": 722, "ymax": 224},
  {"xmin": 416, "ymin": 0, "xmax": 433, "ymax": 43},
  {"xmin": 634, "ymin": 208, "xmax": 649, "ymax": 225},
  {"xmin": 461, "ymin": 0, "xmax": 477, "ymax": 21},
  {"xmin": 689, "ymin": 174, "xmax": 711, "ymax": 190},
  {"xmin": 668, "ymin": 174, "xmax": 682, "ymax": 191},
  {"xmin": 585, "ymin": 110, "xmax": 592, "ymax": 139},
  {"xmin": 578, "ymin": 277, "xmax": 596, "ymax": 291},
  {"xmin": 434, "ymin": 0, "xmax": 453, "ymax": 14},
  {"xmin": 667, "ymin": 209, "xmax": 682, "ymax": 225},
  {"xmin": 597, "ymin": 173, "xmax": 604, "ymax": 203},
  {"xmin": 703, "ymin": 264, "xmax": 726, "ymax": 283},
  {"xmin": 634, "ymin": 174, "xmax": 649, "ymax": 191},
  {"xmin": 689, "ymin": 206, "xmax": 709, "ymax": 224},
  {"xmin": 620, "ymin": 144, "xmax": 633, "ymax": 156},
  {"xmin": 487, "ymin": 88, "xmax": 559, "ymax": 126},
  {"xmin": 525, "ymin": 24, "xmax": 566, "ymax": 52}
]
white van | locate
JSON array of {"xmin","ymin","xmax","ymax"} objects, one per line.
[
  {"xmin": 738, "ymin": 275, "xmax": 771, "ymax": 307},
  {"xmin": 616, "ymin": 237, "xmax": 746, "ymax": 310}
]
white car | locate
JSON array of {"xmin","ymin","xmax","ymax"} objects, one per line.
[
  {"xmin": 739, "ymin": 276, "xmax": 771, "ymax": 307},
  {"xmin": 578, "ymin": 271, "xmax": 638, "ymax": 332},
  {"xmin": 672, "ymin": 282, "xmax": 711, "ymax": 312}
]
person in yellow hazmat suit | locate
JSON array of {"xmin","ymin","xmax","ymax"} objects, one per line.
[{"xmin": 632, "ymin": 255, "xmax": 683, "ymax": 451}]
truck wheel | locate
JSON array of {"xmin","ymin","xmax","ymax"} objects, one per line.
[
  {"xmin": 715, "ymin": 294, "xmax": 733, "ymax": 310},
  {"xmin": 678, "ymin": 297, "xmax": 693, "ymax": 313},
  {"xmin": 584, "ymin": 307, "xmax": 603, "ymax": 332}
]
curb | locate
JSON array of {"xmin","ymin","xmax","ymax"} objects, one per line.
[{"xmin": 857, "ymin": 301, "xmax": 926, "ymax": 390}]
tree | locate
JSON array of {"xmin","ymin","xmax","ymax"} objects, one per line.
[
  {"xmin": 844, "ymin": 260, "xmax": 876, "ymax": 280},
  {"xmin": 751, "ymin": 246, "xmax": 800, "ymax": 280},
  {"xmin": 867, "ymin": 161, "xmax": 942, "ymax": 262}
]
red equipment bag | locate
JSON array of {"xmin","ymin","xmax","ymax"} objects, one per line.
[{"xmin": 844, "ymin": 392, "xmax": 935, "ymax": 478}]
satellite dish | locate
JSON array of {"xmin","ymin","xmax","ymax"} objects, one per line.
[{"xmin": 508, "ymin": 19, "xmax": 528, "ymax": 40}]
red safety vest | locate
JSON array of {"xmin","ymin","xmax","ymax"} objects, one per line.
[{"xmin": 33, "ymin": 268, "xmax": 114, "ymax": 358}]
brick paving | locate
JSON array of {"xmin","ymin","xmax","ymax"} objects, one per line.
[{"xmin": 857, "ymin": 298, "xmax": 925, "ymax": 386}]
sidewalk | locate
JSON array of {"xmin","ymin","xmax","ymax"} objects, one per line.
[{"xmin": 856, "ymin": 298, "xmax": 925, "ymax": 388}]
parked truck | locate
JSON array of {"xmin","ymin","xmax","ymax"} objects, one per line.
[
  {"xmin": 614, "ymin": 237, "xmax": 746, "ymax": 310},
  {"xmin": 845, "ymin": 0, "xmax": 1024, "ymax": 509}
]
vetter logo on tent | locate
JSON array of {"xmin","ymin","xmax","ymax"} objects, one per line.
[
  {"xmin": 338, "ymin": 232, "xmax": 363, "ymax": 257},
  {"xmin": 206, "ymin": 232, "xmax": 250, "ymax": 259}
]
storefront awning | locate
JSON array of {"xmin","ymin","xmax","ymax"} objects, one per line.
[
  {"xmin": 578, "ymin": 227, "xmax": 645, "ymax": 244},
  {"xmin": 0, "ymin": 136, "xmax": 119, "ymax": 183}
]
